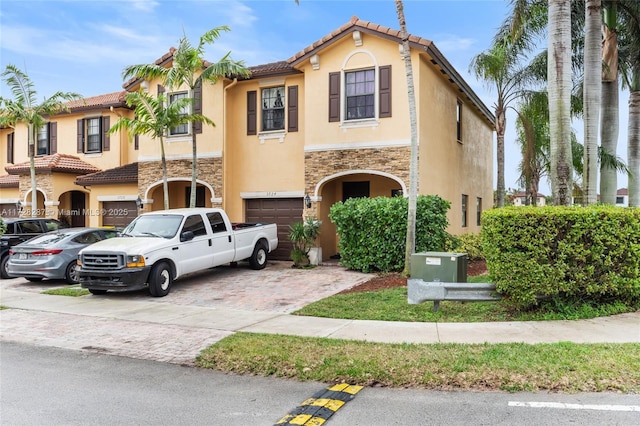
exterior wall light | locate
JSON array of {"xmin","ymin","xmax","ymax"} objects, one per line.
[{"xmin": 304, "ymin": 194, "xmax": 311, "ymax": 209}]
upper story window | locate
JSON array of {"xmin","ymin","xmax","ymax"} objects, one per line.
[
  {"xmin": 456, "ymin": 99, "xmax": 463, "ymax": 143},
  {"xmin": 328, "ymin": 65, "xmax": 391, "ymax": 124},
  {"xmin": 37, "ymin": 124, "xmax": 49, "ymax": 155},
  {"xmin": 77, "ymin": 117, "xmax": 109, "ymax": 154},
  {"xmin": 169, "ymin": 91, "xmax": 189, "ymax": 136},
  {"xmin": 345, "ymin": 69, "xmax": 375, "ymax": 120},
  {"xmin": 86, "ymin": 118, "xmax": 101, "ymax": 153},
  {"xmin": 7, "ymin": 132, "xmax": 14, "ymax": 163},
  {"xmin": 262, "ymin": 86, "xmax": 285, "ymax": 131}
]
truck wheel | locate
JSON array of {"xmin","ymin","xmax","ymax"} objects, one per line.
[
  {"xmin": 148, "ymin": 262, "xmax": 172, "ymax": 297},
  {"xmin": 249, "ymin": 242, "xmax": 268, "ymax": 270},
  {"xmin": 89, "ymin": 289, "xmax": 107, "ymax": 295},
  {"xmin": 65, "ymin": 260, "xmax": 79, "ymax": 284},
  {"xmin": 0, "ymin": 255, "xmax": 9, "ymax": 279}
]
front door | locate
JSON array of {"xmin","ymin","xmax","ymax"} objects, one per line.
[{"xmin": 71, "ymin": 191, "xmax": 85, "ymax": 227}]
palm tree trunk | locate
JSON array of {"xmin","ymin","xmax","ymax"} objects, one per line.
[
  {"xmin": 548, "ymin": 0, "xmax": 574, "ymax": 205},
  {"xmin": 28, "ymin": 123, "xmax": 37, "ymax": 217},
  {"xmin": 583, "ymin": 0, "xmax": 602, "ymax": 205},
  {"xmin": 629, "ymin": 89, "xmax": 640, "ymax": 207},
  {"xmin": 495, "ymin": 104, "xmax": 506, "ymax": 207},
  {"xmin": 599, "ymin": 1, "xmax": 619, "ymax": 204},
  {"xmin": 159, "ymin": 136, "xmax": 170, "ymax": 210},
  {"xmin": 190, "ymin": 132, "xmax": 197, "ymax": 208},
  {"xmin": 396, "ymin": 0, "xmax": 419, "ymax": 276}
]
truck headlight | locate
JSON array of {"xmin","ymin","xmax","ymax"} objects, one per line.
[{"xmin": 126, "ymin": 255, "xmax": 145, "ymax": 268}]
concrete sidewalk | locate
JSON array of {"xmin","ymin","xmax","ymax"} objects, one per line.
[{"xmin": 2, "ymin": 285, "xmax": 639, "ymax": 365}]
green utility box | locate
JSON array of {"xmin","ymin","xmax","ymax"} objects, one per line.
[{"xmin": 410, "ymin": 252, "xmax": 468, "ymax": 283}]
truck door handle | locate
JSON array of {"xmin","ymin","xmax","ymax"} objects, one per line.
[
  {"xmin": 172, "ymin": 247, "xmax": 179, "ymax": 250},
  {"xmin": 209, "ymin": 239, "xmax": 212, "ymax": 246},
  {"xmin": 228, "ymin": 236, "xmax": 231, "ymax": 243}
]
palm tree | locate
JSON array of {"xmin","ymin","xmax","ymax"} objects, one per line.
[
  {"xmin": 470, "ymin": 42, "xmax": 530, "ymax": 207},
  {"xmin": 548, "ymin": 0, "xmax": 574, "ymax": 205},
  {"xmin": 395, "ymin": 0, "xmax": 419, "ymax": 276},
  {"xmin": 122, "ymin": 27, "xmax": 249, "ymax": 208},
  {"xmin": 618, "ymin": 2, "xmax": 640, "ymax": 206},
  {"xmin": 0, "ymin": 65, "xmax": 81, "ymax": 217},
  {"xmin": 582, "ymin": 0, "xmax": 602, "ymax": 205},
  {"xmin": 109, "ymin": 91, "xmax": 213, "ymax": 210},
  {"xmin": 600, "ymin": 0, "xmax": 621, "ymax": 204}
]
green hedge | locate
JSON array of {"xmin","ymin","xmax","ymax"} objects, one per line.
[
  {"xmin": 329, "ymin": 195, "xmax": 450, "ymax": 272},
  {"xmin": 482, "ymin": 206, "xmax": 640, "ymax": 308}
]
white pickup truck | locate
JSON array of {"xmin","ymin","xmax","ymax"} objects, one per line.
[{"xmin": 78, "ymin": 208, "xmax": 278, "ymax": 297}]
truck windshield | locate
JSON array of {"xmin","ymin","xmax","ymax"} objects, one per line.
[{"xmin": 122, "ymin": 215, "xmax": 182, "ymax": 238}]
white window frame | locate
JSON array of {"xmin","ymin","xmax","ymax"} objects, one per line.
[
  {"xmin": 339, "ymin": 50, "xmax": 380, "ymax": 129},
  {"xmin": 84, "ymin": 117, "xmax": 102, "ymax": 153},
  {"xmin": 36, "ymin": 124, "xmax": 49, "ymax": 156},
  {"xmin": 168, "ymin": 90, "xmax": 191, "ymax": 137},
  {"xmin": 261, "ymin": 86, "xmax": 286, "ymax": 132}
]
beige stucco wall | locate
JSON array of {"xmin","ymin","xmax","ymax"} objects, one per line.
[{"xmin": 416, "ymin": 55, "xmax": 493, "ymax": 235}]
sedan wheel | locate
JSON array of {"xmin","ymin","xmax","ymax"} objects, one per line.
[{"xmin": 65, "ymin": 260, "xmax": 79, "ymax": 284}]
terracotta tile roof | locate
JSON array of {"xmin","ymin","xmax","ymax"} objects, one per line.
[
  {"xmin": 75, "ymin": 162, "xmax": 138, "ymax": 186},
  {"xmin": 287, "ymin": 16, "xmax": 432, "ymax": 64},
  {"xmin": 5, "ymin": 153, "xmax": 101, "ymax": 175},
  {"xmin": 247, "ymin": 61, "xmax": 298, "ymax": 78},
  {"xmin": 65, "ymin": 91, "xmax": 128, "ymax": 112},
  {"xmin": 0, "ymin": 174, "xmax": 19, "ymax": 188},
  {"xmin": 617, "ymin": 188, "xmax": 628, "ymax": 196}
]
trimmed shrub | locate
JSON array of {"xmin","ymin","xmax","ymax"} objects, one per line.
[
  {"xmin": 445, "ymin": 233, "xmax": 484, "ymax": 260},
  {"xmin": 329, "ymin": 195, "xmax": 450, "ymax": 272},
  {"xmin": 482, "ymin": 206, "xmax": 640, "ymax": 308}
]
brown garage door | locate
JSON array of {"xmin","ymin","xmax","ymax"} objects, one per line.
[
  {"xmin": 245, "ymin": 198, "xmax": 303, "ymax": 260},
  {"xmin": 102, "ymin": 201, "xmax": 138, "ymax": 230}
]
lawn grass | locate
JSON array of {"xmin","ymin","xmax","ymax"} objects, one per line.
[
  {"xmin": 41, "ymin": 286, "xmax": 90, "ymax": 297},
  {"xmin": 196, "ymin": 333, "xmax": 640, "ymax": 393},
  {"xmin": 197, "ymin": 274, "xmax": 640, "ymax": 392},
  {"xmin": 294, "ymin": 275, "xmax": 639, "ymax": 322}
]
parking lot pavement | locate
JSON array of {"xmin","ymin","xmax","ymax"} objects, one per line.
[
  {"xmin": 0, "ymin": 261, "xmax": 372, "ymax": 314},
  {"xmin": 0, "ymin": 261, "xmax": 372, "ymax": 364}
]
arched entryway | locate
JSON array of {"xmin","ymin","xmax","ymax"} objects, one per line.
[
  {"xmin": 314, "ymin": 170, "xmax": 406, "ymax": 261},
  {"xmin": 58, "ymin": 190, "xmax": 87, "ymax": 227},
  {"xmin": 144, "ymin": 178, "xmax": 215, "ymax": 211}
]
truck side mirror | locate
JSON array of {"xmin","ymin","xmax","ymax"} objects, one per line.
[{"xmin": 180, "ymin": 231, "xmax": 195, "ymax": 242}]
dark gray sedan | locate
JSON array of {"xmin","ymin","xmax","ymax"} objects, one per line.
[{"xmin": 7, "ymin": 228, "xmax": 118, "ymax": 284}]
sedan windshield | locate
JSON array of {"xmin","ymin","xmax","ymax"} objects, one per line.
[{"xmin": 122, "ymin": 215, "xmax": 182, "ymax": 238}]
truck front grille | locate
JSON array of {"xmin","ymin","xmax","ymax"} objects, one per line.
[{"xmin": 82, "ymin": 253, "xmax": 125, "ymax": 270}]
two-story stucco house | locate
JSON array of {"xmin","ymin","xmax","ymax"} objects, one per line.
[{"xmin": 1, "ymin": 17, "xmax": 495, "ymax": 261}]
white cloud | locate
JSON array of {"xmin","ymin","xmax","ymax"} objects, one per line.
[
  {"xmin": 128, "ymin": 0, "xmax": 160, "ymax": 12},
  {"xmin": 432, "ymin": 34, "xmax": 477, "ymax": 53}
]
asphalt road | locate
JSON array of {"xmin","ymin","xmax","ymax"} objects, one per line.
[{"xmin": 2, "ymin": 342, "xmax": 639, "ymax": 426}]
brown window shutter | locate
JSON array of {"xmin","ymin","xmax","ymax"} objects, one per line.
[
  {"xmin": 379, "ymin": 65, "xmax": 392, "ymax": 118},
  {"xmin": 247, "ymin": 90, "xmax": 257, "ymax": 135},
  {"xmin": 102, "ymin": 116, "xmax": 110, "ymax": 151},
  {"xmin": 157, "ymin": 84, "xmax": 165, "ymax": 94},
  {"xmin": 287, "ymin": 85, "xmax": 298, "ymax": 132},
  {"xmin": 193, "ymin": 82, "xmax": 203, "ymax": 134},
  {"xmin": 77, "ymin": 119, "xmax": 84, "ymax": 153},
  {"xmin": 134, "ymin": 134, "xmax": 139, "ymax": 150},
  {"xmin": 49, "ymin": 122, "xmax": 57, "ymax": 154},
  {"xmin": 328, "ymin": 72, "xmax": 340, "ymax": 122},
  {"xmin": 7, "ymin": 132, "xmax": 14, "ymax": 163}
]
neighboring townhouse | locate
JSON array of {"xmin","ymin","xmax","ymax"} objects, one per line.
[
  {"xmin": 1, "ymin": 17, "xmax": 495, "ymax": 261},
  {"xmin": 615, "ymin": 188, "xmax": 629, "ymax": 206},
  {"xmin": 0, "ymin": 92, "xmax": 138, "ymax": 227},
  {"xmin": 513, "ymin": 192, "xmax": 547, "ymax": 207}
]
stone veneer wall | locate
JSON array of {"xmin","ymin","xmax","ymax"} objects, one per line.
[
  {"xmin": 138, "ymin": 158, "xmax": 223, "ymax": 202},
  {"xmin": 304, "ymin": 146, "xmax": 412, "ymax": 196},
  {"xmin": 18, "ymin": 173, "xmax": 55, "ymax": 217}
]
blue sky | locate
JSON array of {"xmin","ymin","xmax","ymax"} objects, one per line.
[{"xmin": 0, "ymin": 0, "xmax": 630, "ymax": 194}]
